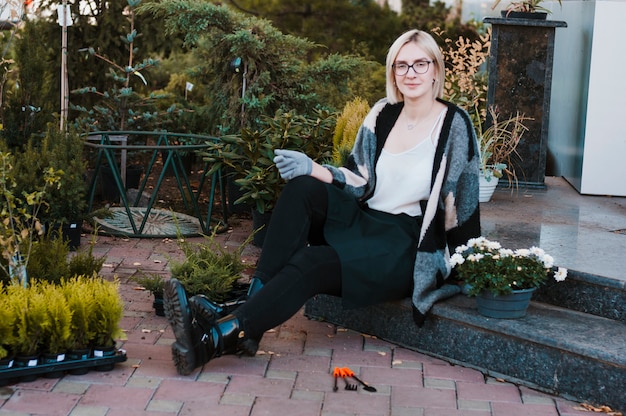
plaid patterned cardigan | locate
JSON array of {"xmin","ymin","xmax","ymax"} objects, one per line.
[{"xmin": 325, "ymin": 98, "xmax": 481, "ymax": 325}]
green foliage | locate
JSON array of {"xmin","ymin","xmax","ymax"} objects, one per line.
[
  {"xmin": 451, "ymin": 237, "xmax": 568, "ymax": 296},
  {"xmin": 89, "ymin": 277, "xmax": 125, "ymax": 348},
  {"xmin": 26, "ymin": 235, "xmax": 71, "ymax": 285},
  {"xmin": 0, "ymin": 20, "xmax": 56, "ymax": 148},
  {"xmin": 71, "ymin": 0, "xmax": 181, "ymax": 131},
  {"xmin": 39, "ymin": 281, "xmax": 73, "ymax": 354},
  {"xmin": 132, "ymin": 272, "xmax": 165, "ymax": 296},
  {"xmin": 67, "ymin": 236, "xmax": 106, "ymax": 279},
  {"xmin": 220, "ymin": 0, "xmax": 401, "ymax": 64},
  {"xmin": 61, "ymin": 276, "xmax": 98, "ymax": 350},
  {"xmin": 7, "ymin": 126, "xmax": 87, "ymax": 225},
  {"xmin": 6, "ymin": 282, "xmax": 48, "ymax": 356},
  {"xmin": 169, "ymin": 229, "xmax": 253, "ymax": 302},
  {"xmin": 0, "ymin": 289, "xmax": 16, "ymax": 359},
  {"xmin": 0, "ymin": 138, "xmax": 98, "ymax": 285},
  {"xmin": 0, "ymin": 151, "xmax": 62, "ymax": 283},
  {"xmin": 201, "ymin": 109, "xmax": 336, "ymax": 213},
  {"xmin": 331, "ymin": 97, "xmax": 370, "ymax": 167},
  {"xmin": 139, "ymin": 1, "xmax": 368, "ymax": 134},
  {"xmin": 0, "ymin": 275, "xmax": 122, "ymax": 356}
]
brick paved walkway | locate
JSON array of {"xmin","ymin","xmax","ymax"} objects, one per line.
[{"xmin": 0, "ymin": 218, "xmax": 595, "ymax": 416}]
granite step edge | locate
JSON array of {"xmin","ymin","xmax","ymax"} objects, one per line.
[
  {"xmin": 441, "ymin": 295, "xmax": 626, "ymax": 367},
  {"xmin": 535, "ymin": 269, "xmax": 626, "ymax": 322}
]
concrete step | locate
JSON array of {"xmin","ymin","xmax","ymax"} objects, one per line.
[
  {"xmin": 304, "ymin": 293, "xmax": 626, "ymax": 413},
  {"xmin": 535, "ymin": 270, "xmax": 626, "ymax": 323}
]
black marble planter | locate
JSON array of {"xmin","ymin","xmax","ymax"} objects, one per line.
[{"xmin": 484, "ymin": 17, "xmax": 567, "ymax": 188}]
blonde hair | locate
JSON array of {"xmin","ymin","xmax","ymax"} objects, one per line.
[{"xmin": 385, "ymin": 30, "xmax": 445, "ymax": 104}]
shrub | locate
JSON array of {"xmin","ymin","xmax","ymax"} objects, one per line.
[
  {"xmin": 61, "ymin": 276, "xmax": 98, "ymax": 351},
  {"xmin": 169, "ymin": 230, "xmax": 252, "ymax": 302},
  {"xmin": 331, "ymin": 97, "xmax": 370, "ymax": 167},
  {"xmin": 89, "ymin": 277, "xmax": 125, "ymax": 348},
  {"xmin": 39, "ymin": 281, "xmax": 73, "ymax": 354}
]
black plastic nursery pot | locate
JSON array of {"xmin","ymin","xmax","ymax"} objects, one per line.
[
  {"xmin": 100, "ymin": 164, "xmax": 143, "ymax": 201},
  {"xmin": 0, "ymin": 349, "xmax": 127, "ymax": 386}
]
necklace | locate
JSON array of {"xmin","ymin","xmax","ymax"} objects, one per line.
[
  {"xmin": 405, "ymin": 115, "xmax": 422, "ymax": 130},
  {"xmin": 404, "ymin": 106, "xmax": 434, "ymax": 130}
]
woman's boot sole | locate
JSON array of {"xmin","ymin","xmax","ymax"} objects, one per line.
[{"xmin": 163, "ymin": 279, "xmax": 195, "ymax": 375}]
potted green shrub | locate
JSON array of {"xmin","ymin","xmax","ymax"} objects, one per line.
[
  {"xmin": 67, "ymin": 234, "xmax": 107, "ymax": 278},
  {"xmin": 61, "ymin": 276, "xmax": 97, "ymax": 369},
  {"xmin": 7, "ymin": 283, "xmax": 47, "ymax": 378},
  {"xmin": 38, "ymin": 281, "xmax": 72, "ymax": 378},
  {"xmin": 21, "ymin": 227, "xmax": 106, "ymax": 286},
  {"xmin": 89, "ymin": 277, "xmax": 125, "ymax": 361},
  {"xmin": 132, "ymin": 273, "xmax": 166, "ymax": 316},
  {"xmin": 11, "ymin": 128, "xmax": 87, "ymax": 250},
  {"xmin": 169, "ymin": 230, "xmax": 253, "ymax": 306}
]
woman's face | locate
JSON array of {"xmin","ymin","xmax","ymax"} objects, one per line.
[{"xmin": 393, "ymin": 42, "xmax": 436, "ymax": 102}]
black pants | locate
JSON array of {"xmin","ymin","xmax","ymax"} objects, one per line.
[{"xmin": 233, "ymin": 176, "xmax": 342, "ymax": 340}]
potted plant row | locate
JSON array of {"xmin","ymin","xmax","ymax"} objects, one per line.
[{"xmin": 0, "ymin": 276, "xmax": 126, "ymax": 384}]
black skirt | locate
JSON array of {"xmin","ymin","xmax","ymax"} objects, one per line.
[{"xmin": 323, "ymin": 184, "xmax": 422, "ymax": 309}]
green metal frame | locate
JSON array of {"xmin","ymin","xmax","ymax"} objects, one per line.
[{"xmin": 84, "ymin": 131, "xmax": 228, "ymax": 237}]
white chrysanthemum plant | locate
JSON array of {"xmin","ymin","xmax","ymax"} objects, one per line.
[{"xmin": 450, "ymin": 237, "xmax": 568, "ymax": 296}]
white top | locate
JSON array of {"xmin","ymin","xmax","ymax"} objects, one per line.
[{"xmin": 366, "ymin": 109, "xmax": 446, "ymax": 216}]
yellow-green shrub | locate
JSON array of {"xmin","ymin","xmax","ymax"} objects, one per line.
[
  {"xmin": 61, "ymin": 276, "xmax": 98, "ymax": 350},
  {"xmin": 89, "ymin": 277, "xmax": 125, "ymax": 348},
  {"xmin": 331, "ymin": 97, "xmax": 370, "ymax": 166},
  {"xmin": 38, "ymin": 281, "xmax": 73, "ymax": 354},
  {"xmin": 0, "ymin": 289, "xmax": 16, "ymax": 359},
  {"xmin": 7, "ymin": 282, "xmax": 48, "ymax": 356}
]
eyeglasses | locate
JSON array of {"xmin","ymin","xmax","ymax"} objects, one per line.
[{"xmin": 392, "ymin": 60, "xmax": 433, "ymax": 76}]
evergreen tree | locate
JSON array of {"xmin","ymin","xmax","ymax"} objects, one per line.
[{"xmin": 140, "ymin": 1, "xmax": 373, "ymax": 134}]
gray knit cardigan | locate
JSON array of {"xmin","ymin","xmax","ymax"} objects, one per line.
[{"xmin": 325, "ymin": 98, "xmax": 481, "ymax": 325}]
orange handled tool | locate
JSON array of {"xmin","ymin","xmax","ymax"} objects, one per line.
[{"xmin": 332, "ymin": 367, "xmax": 357, "ymax": 391}]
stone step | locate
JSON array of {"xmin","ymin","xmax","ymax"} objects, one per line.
[
  {"xmin": 304, "ymin": 293, "xmax": 626, "ymax": 413},
  {"xmin": 534, "ymin": 270, "xmax": 626, "ymax": 323}
]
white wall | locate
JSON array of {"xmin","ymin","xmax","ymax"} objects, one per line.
[{"xmin": 550, "ymin": 0, "xmax": 626, "ymax": 196}]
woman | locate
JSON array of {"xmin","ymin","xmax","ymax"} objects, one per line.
[{"xmin": 164, "ymin": 29, "xmax": 481, "ymax": 375}]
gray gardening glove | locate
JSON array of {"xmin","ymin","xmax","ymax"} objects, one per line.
[{"xmin": 273, "ymin": 149, "xmax": 312, "ymax": 180}]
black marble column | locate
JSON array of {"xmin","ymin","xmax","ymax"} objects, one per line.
[{"xmin": 484, "ymin": 17, "xmax": 566, "ymax": 188}]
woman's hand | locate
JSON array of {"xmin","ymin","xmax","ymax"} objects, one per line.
[{"xmin": 273, "ymin": 149, "xmax": 313, "ymax": 180}]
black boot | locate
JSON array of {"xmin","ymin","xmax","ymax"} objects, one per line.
[
  {"xmin": 163, "ymin": 278, "xmax": 197, "ymax": 375},
  {"xmin": 189, "ymin": 296, "xmax": 259, "ymax": 363},
  {"xmin": 187, "ymin": 277, "xmax": 264, "ymax": 321}
]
